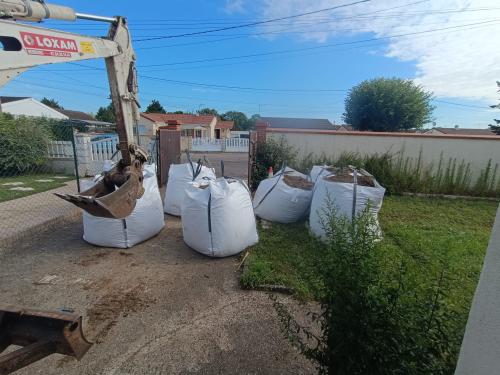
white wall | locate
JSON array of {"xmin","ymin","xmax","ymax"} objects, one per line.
[
  {"xmin": 2, "ymin": 98, "xmax": 68, "ymax": 119},
  {"xmin": 455, "ymin": 205, "xmax": 500, "ymax": 375},
  {"xmin": 268, "ymin": 130, "xmax": 500, "ymax": 181}
]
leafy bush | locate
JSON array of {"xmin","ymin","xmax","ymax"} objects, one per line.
[
  {"xmin": 251, "ymin": 136, "xmax": 297, "ymax": 189},
  {"xmin": 275, "ymin": 199, "xmax": 461, "ymax": 374},
  {"xmin": 48, "ymin": 120, "xmax": 85, "ymax": 141},
  {"xmin": 0, "ymin": 114, "xmax": 52, "ymax": 175}
]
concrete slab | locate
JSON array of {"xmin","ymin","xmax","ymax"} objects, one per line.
[
  {"xmin": 0, "ymin": 181, "xmax": 80, "ymax": 245},
  {"xmin": 0, "ymin": 216, "xmax": 314, "ymax": 374}
]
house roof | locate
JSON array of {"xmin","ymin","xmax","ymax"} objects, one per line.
[
  {"xmin": 0, "ymin": 96, "xmax": 29, "ymax": 104},
  {"xmin": 332, "ymin": 124, "xmax": 354, "ymax": 131},
  {"xmin": 430, "ymin": 127, "xmax": 496, "ymax": 136},
  {"xmin": 141, "ymin": 113, "xmax": 215, "ymax": 125},
  {"xmin": 215, "ymin": 120, "xmax": 234, "ymax": 130},
  {"xmin": 260, "ymin": 116, "xmax": 334, "ymax": 130},
  {"xmin": 58, "ymin": 109, "xmax": 95, "ymax": 121}
]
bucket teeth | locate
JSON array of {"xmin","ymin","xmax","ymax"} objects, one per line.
[{"xmin": 54, "ymin": 173, "xmax": 141, "ymax": 219}]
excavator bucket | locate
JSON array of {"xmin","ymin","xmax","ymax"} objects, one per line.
[
  {"xmin": 55, "ymin": 147, "xmax": 147, "ymax": 219},
  {"xmin": 55, "ymin": 171, "xmax": 143, "ymax": 219},
  {"xmin": 0, "ymin": 305, "xmax": 92, "ymax": 375}
]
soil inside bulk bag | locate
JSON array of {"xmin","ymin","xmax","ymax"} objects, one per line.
[
  {"xmin": 181, "ymin": 178, "xmax": 258, "ymax": 257},
  {"xmin": 324, "ymin": 173, "xmax": 375, "ymax": 187},
  {"xmin": 310, "ymin": 165, "xmax": 340, "ymax": 182},
  {"xmin": 283, "ymin": 175, "xmax": 314, "ymax": 190},
  {"xmin": 253, "ymin": 167, "xmax": 313, "ymax": 223},
  {"xmin": 83, "ymin": 163, "xmax": 165, "ymax": 248}
]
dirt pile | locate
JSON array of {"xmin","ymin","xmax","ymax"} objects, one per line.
[{"xmin": 283, "ymin": 175, "xmax": 314, "ymax": 190}]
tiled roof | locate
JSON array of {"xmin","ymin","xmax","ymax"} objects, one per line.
[
  {"xmin": 431, "ymin": 127, "xmax": 497, "ymax": 136},
  {"xmin": 0, "ymin": 96, "xmax": 29, "ymax": 104},
  {"xmin": 141, "ymin": 113, "xmax": 215, "ymax": 125},
  {"xmin": 260, "ymin": 116, "xmax": 334, "ymax": 130},
  {"xmin": 332, "ymin": 124, "xmax": 354, "ymax": 131},
  {"xmin": 215, "ymin": 120, "xmax": 234, "ymax": 129},
  {"xmin": 58, "ymin": 109, "xmax": 95, "ymax": 121}
]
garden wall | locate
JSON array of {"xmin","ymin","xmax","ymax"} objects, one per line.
[{"xmin": 266, "ymin": 129, "xmax": 500, "ymax": 181}]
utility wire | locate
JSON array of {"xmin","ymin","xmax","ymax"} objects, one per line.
[
  {"xmin": 137, "ymin": 19, "xmax": 500, "ymax": 67},
  {"xmin": 133, "ymin": 0, "xmax": 371, "ymax": 41}
]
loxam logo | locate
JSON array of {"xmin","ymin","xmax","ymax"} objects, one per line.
[{"xmin": 20, "ymin": 31, "xmax": 78, "ymax": 57}]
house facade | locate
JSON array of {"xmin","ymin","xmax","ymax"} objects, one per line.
[{"xmin": 139, "ymin": 113, "xmax": 234, "ymax": 145}]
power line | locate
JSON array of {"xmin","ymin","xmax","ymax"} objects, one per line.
[
  {"xmin": 433, "ymin": 99, "xmax": 490, "ymax": 109},
  {"xmin": 140, "ymin": 76, "xmax": 347, "ymax": 93},
  {"xmin": 133, "ymin": 0, "xmax": 371, "ymax": 41},
  {"xmin": 137, "ymin": 19, "xmax": 500, "ymax": 67}
]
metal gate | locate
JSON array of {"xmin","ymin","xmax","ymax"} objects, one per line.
[
  {"xmin": 157, "ymin": 126, "xmax": 181, "ymax": 187},
  {"xmin": 248, "ymin": 131, "xmax": 258, "ymax": 189}
]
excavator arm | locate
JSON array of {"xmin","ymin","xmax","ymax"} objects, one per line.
[{"xmin": 0, "ymin": 0, "xmax": 147, "ymax": 218}]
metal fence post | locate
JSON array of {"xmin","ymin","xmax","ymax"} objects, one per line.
[{"xmin": 70, "ymin": 126, "xmax": 81, "ymax": 192}]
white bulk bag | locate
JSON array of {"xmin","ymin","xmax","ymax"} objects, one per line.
[
  {"xmin": 253, "ymin": 168, "xmax": 313, "ymax": 223},
  {"xmin": 164, "ymin": 163, "xmax": 216, "ymax": 216},
  {"xmin": 181, "ymin": 178, "xmax": 259, "ymax": 257},
  {"xmin": 310, "ymin": 165, "xmax": 335, "ymax": 183},
  {"xmin": 309, "ymin": 175, "xmax": 386, "ymax": 240},
  {"xmin": 82, "ymin": 164, "xmax": 165, "ymax": 248}
]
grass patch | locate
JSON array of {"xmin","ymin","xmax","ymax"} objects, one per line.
[
  {"xmin": 240, "ymin": 222, "xmax": 325, "ymax": 299},
  {"xmin": 241, "ymin": 196, "xmax": 498, "ymax": 302},
  {"xmin": 0, "ymin": 173, "xmax": 73, "ymax": 203}
]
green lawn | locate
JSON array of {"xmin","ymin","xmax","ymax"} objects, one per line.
[
  {"xmin": 0, "ymin": 174, "xmax": 73, "ymax": 203},
  {"xmin": 240, "ymin": 196, "xmax": 499, "ymax": 302}
]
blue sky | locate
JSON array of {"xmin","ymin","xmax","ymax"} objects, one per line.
[{"xmin": 2, "ymin": 0, "xmax": 499, "ymax": 128}]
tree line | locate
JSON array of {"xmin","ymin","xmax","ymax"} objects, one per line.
[
  {"xmin": 92, "ymin": 99, "xmax": 260, "ymax": 131},
  {"xmin": 40, "ymin": 77, "xmax": 500, "ymax": 134}
]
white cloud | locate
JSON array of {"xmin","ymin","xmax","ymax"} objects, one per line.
[
  {"xmin": 240, "ymin": 0, "xmax": 500, "ymax": 101},
  {"xmin": 224, "ymin": 0, "xmax": 246, "ymax": 14}
]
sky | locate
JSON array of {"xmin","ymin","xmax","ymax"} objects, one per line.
[{"xmin": 1, "ymin": 0, "xmax": 499, "ymax": 128}]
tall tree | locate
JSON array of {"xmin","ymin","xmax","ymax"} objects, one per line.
[
  {"xmin": 343, "ymin": 78, "xmax": 434, "ymax": 132},
  {"xmin": 489, "ymin": 81, "xmax": 500, "ymax": 135},
  {"xmin": 248, "ymin": 114, "xmax": 260, "ymax": 130},
  {"xmin": 222, "ymin": 111, "xmax": 249, "ymax": 130},
  {"xmin": 197, "ymin": 107, "xmax": 219, "ymax": 116},
  {"xmin": 95, "ymin": 102, "xmax": 115, "ymax": 123},
  {"xmin": 41, "ymin": 97, "xmax": 63, "ymax": 110},
  {"xmin": 145, "ymin": 99, "xmax": 166, "ymax": 114}
]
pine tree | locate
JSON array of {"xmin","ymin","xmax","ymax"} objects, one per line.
[
  {"xmin": 489, "ymin": 81, "xmax": 500, "ymax": 135},
  {"xmin": 145, "ymin": 100, "xmax": 166, "ymax": 114}
]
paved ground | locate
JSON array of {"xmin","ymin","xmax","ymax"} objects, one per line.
[
  {"xmin": 0, "ymin": 215, "xmax": 314, "ymax": 374},
  {"xmin": 181, "ymin": 152, "xmax": 248, "ymax": 180},
  {"xmin": 0, "ymin": 181, "xmax": 79, "ymax": 244}
]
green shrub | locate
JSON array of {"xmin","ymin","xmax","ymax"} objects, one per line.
[
  {"xmin": 296, "ymin": 149, "xmax": 499, "ymax": 198},
  {"xmin": 251, "ymin": 136, "xmax": 297, "ymax": 189},
  {"xmin": 0, "ymin": 114, "xmax": 52, "ymax": 175},
  {"xmin": 275, "ymin": 199, "xmax": 461, "ymax": 374},
  {"xmin": 48, "ymin": 121, "xmax": 84, "ymax": 141}
]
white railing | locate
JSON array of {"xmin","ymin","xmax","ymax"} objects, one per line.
[
  {"xmin": 47, "ymin": 141, "xmax": 73, "ymax": 158},
  {"xmin": 191, "ymin": 137, "xmax": 223, "ymax": 152},
  {"xmin": 225, "ymin": 137, "xmax": 249, "ymax": 152},
  {"xmin": 91, "ymin": 138, "xmax": 119, "ymax": 161},
  {"xmin": 189, "ymin": 137, "xmax": 249, "ymax": 152}
]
